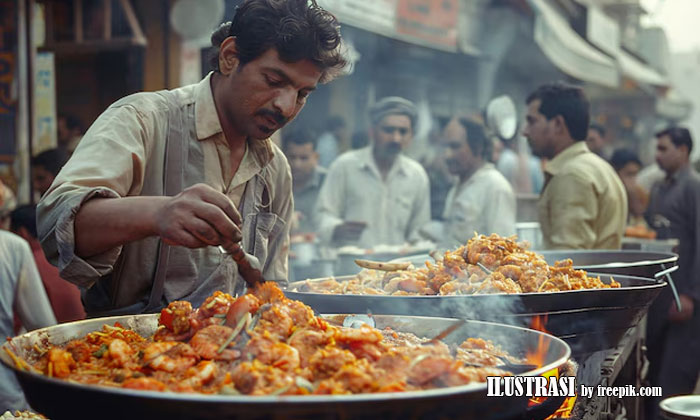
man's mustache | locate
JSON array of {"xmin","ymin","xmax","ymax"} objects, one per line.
[
  {"xmin": 256, "ymin": 109, "xmax": 288, "ymax": 126},
  {"xmin": 383, "ymin": 143, "xmax": 401, "ymax": 152}
]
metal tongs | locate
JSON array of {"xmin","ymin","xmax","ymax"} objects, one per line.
[{"xmin": 218, "ymin": 243, "xmax": 265, "ymax": 289}]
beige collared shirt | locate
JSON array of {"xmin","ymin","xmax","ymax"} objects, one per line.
[
  {"xmin": 315, "ymin": 147, "xmax": 431, "ymax": 248},
  {"xmin": 38, "ymin": 73, "xmax": 292, "ymax": 309},
  {"xmin": 539, "ymin": 142, "xmax": 627, "ymax": 249}
]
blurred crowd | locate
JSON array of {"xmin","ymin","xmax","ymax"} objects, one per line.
[{"xmin": 280, "ymin": 87, "xmax": 693, "ymax": 274}]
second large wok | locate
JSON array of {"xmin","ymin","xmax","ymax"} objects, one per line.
[
  {"xmin": 285, "ymin": 273, "xmax": 666, "ymax": 356},
  {"xmin": 2, "ymin": 314, "xmax": 569, "ymax": 420}
]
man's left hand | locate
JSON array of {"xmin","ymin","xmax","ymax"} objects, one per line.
[{"xmin": 669, "ymin": 294, "xmax": 694, "ymax": 323}]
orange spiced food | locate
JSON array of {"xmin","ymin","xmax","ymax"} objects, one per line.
[{"xmin": 25, "ymin": 283, "xmax": 522, "ymax": 395}]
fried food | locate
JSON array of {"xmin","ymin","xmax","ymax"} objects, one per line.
[{"xmin": 295, "ymin": 233, "xmax": 620, "ymax": 296}]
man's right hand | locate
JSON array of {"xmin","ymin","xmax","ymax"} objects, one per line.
[
  {"xmin": 332, "ymin": 221, "xmax": 367, "ymax": 244},
  {"xmin": 155, "ymin": 183, "xmax": 242, "ymax": 248}
]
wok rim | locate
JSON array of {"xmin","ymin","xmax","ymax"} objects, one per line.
[
  {"xmin": 390, "ymin": 250, "xmax": 678, "ymax": 270},
  {"xmin": 1, "ymin": 315, "xmax": 570, "ymax": 404},
  {"xmin": 537, "ymin": 250, "xmax": 678, "ymax": 269}
]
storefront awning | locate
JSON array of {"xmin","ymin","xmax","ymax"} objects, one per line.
[
  {"xmin": 656, "ymin": 88, "xmax": 693, "ymax": 121},
  {"xmin": 618, "ymin": 49, "xmax": 668, "ymax": 87},
  {"xmin": 528, "ymin": 0, "xmax": 619, "ymax": 88}
]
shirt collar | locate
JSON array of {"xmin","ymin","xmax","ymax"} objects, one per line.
[
  {"xmin": 194, "ymin": 72, "xmax": 275, "ymax": 167},
  {"xmin": 358, "ymin": 146, "xmax": 408, "ymax": 177},
  {"xmin": 461, "ymin": 162, "xmax": 494, "ymax": 184},
  {"xmin": 194, "ymin": 73, "xmax": 222, "ymax": 141},
  {"xmin": 667, "ymin": 164, "xmax": 691, "ymax": 183},
  {"xmin": 310, "ymin": 166, "xmax": 326, "ymax": 187},
  {"xmin": 544, "ymin": 141, "xmax": 590, "ymax": 176},
  {"xmin": 297, "ymin": 166, "xmax": 326, "ymax": 192}
]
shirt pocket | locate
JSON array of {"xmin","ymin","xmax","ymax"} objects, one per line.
[
  {"xmin": 392, "ymin": 195, "xmax": 413, "ymax": 233},
  {"xmin": 445, "ymin": 199, "xmax": 478, "ymax": 240},
  {"xmin": 245, "ymin": 212, "xmax": 285, "ymax": 270}
]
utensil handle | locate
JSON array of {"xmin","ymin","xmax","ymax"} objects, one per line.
[
  {"xmin": 657, "ymin": 265, "xmax": 682, "ymax": 311},
  {"xmin": 219, "ymin": 244, "xmax": 264, "ymax": 288},
  {"xmin": 654, "ymin": 265, "xmax": 678, "ymax": 279}
]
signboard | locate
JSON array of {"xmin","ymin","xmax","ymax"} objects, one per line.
[
  {"xmin": 318, "ymin": 0, "xmax": 396, "ymax": 37},
  {"xmin": 0, "ymin": 0, "xmax": 17, "ymax": 160},
  {"xmin": 396, "ymin": 0, "xmax": 458, "ymax": 49},
  {"xmin": 319, "ymin": 0, "xmax": 458, "ymax": 51},
  {"xmin": 34, "ymin": 52, "xmax": 57, "ymax": 153}
]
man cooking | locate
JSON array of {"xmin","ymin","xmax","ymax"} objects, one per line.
[
  {"xmin": 37, "ymin": 0, "xmax": 346, "ymax": 317},
  {"xmin": 523, "ymin": 82, "xmax": 627, "ymax": 250},
  {"xmin": 314, "ymin": 97, "xmax": 431, "ymax": 248}
]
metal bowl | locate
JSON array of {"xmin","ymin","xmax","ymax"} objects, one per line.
[
  {"xmin": 660, "ymin": 395, "xmax": 700, "ymax": 420},
  {"xmin": 1, "ymin": 314, "xmax": 570, "ymax": 420}
]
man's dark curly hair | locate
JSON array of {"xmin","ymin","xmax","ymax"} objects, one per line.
[
  {"xmin": 210, "ymin": 0, "xmax": 346, "ymax": 83},
  {"xmin": 526, "ymin": 81, "xmax": 590, "ymax": 142}
]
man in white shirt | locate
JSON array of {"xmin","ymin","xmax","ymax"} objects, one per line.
[
  {"xmin": 315, "ymin": 97, "xmax": 431, "ymax": 248},
  {"xmin": 429, "ymin": 117, "xmax": 515, "ymax": 249},
  {"xmin": 283, "ymin": 128, "xmax": 326, "ymax": 235},
  {"xmin": 1, "ymin": 183, "xmax": 56, "ymax": 410},
  {"xmin": 316, "ymin": 115, "xmax": 346, "ymax": 168}
]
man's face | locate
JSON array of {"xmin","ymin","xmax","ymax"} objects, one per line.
[
  {"xmin": 371, "ymin": 114, "xmax": 413, "ymax": 161},
  {"xmin": 443, "ymin": 119, "xmax": 479, "ymax": 177},
  {"xmin": 523, "ymin": 99, "xmax": 557, "ymax": 159},
  {"xmin": 656, "ymin": 135, "xmax": 687, "ymax": 174},
  {"xmin": 32, "ymin": 166, "xmax": 55, "ymax": 196},
  {"xmin": 617, "ymin": 162, "xmax": 640, "ymax": 186},
  {"xmin": 586, "ymin": 128, "xmax": 605, "ymax": 155},
  {"xmin": 217, "ymin": 44, "xmax": 322, "ymax": 140},
  {"xmin": 286, "ymin": 142, "xmax": 318, "ymax": 181}
]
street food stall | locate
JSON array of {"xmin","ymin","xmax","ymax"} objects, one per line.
[{"xmin": 1, "ymin": 233, "xmax": 675, "ymax": 420}]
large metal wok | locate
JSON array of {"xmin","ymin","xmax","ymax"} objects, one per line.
[
  {"xmin": 285, "ymin": 273, "xmax": 666, "ymax": 356},
  {"xmin": 2, "ymin": 314, "xmax": 570, "ymax": 420},
  {"xmin": 393, "ymin": 250, "xmax": 678, "ymax": 280}
]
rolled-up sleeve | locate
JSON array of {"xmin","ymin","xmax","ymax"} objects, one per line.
[
  {"xmin": 37, "ymin": 100, "xmax": 154, "ymax": 288},
  {"xmin": 315, "ymin": 160, "xmax": 346, "ymax": 245},
  {"xmin": 543, "ymin": 174, "xmax": 597, "ymax": 249}
]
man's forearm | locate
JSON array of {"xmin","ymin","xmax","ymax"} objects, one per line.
[{"xmin": 75, "ymin": 196, "xmax": 167, "ymax": 258}]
